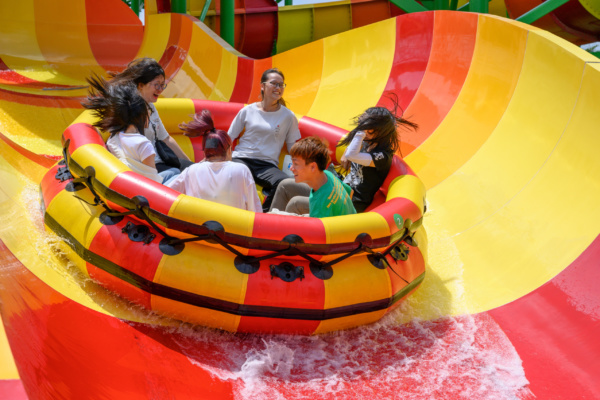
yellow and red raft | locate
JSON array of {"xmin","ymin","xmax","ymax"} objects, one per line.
[{"xmin": 40, "ymin": 99, "xmax": 427, "ymax": 335}]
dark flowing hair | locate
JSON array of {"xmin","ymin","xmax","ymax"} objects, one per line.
[
  {"xmin": 81, "ymin": 74, "xmax": 149, "ymax": 136},
  {"xmin": 179, "ymin": 109, "xmax": 232, "ymax": 159},
  {"xmin": 337, "ymin": 94, "xmax": 418, "ymax": 156},
  {"xmin": 108, "ymin": 57, "xmax": 165, "ymax": 88},
  {"xmin": 260, "ymin": 68, "xmax": 287, "ymax": 107}
]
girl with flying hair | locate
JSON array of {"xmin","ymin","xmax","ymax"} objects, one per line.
[
  {"xmin": 82, "ymin": 75, "xmax": 179, "ymax": 184},
  {"xmin": 108, "ymin": 57, "xmax": 193, "ymax": 173}
]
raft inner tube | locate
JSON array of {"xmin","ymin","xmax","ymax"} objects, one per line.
[{"xmin": 40, "ymin": 99, "xmax": 427, "ymax": 334}]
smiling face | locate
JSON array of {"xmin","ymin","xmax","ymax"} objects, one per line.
[
  {"xmin": 137, "ymin": 75, "xmax": 166, "ymax": 103},
  {"xmin": 261, "ymin": 72, "xmax": 285, "ymax": 103},
  {"xmin": 290, "ymin": 156, "xmax": 315, "ymax": 184}
]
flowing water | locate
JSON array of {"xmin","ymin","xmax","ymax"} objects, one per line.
[{"xmin": 19, "ymin": 183, "xmax": 533, "ymax": 399}]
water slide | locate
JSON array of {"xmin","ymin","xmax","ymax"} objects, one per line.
[{"xmin": 1, "ymin": 1, "xmax": 600, "ymax": 399}]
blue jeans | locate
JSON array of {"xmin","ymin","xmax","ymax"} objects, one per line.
[{"xmin": 159, "ymin": 167, "xmax": 180, "ymax": 185}]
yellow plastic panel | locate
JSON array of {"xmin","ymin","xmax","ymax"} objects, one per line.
[
  {"xmin": 153, "ymin": 244, "xmax": 246, "ymax": 304},
  {"xmin": 440, "ymin": 63, "xmax": 600, "ymax": 314},
  {"xmin": 314, "ymin": 255, "xmax": 391, "ymax": 333},
  {"xmin": 0, "ymin": 137, "xmax": 50, "ymax": 186},
  {"xmin": 0, "ymin": 322, "xmax": 19, "ymax": 379},
  {"xmin": 313, "ymin": 1, "xmax": 352, "ymax": 41},
  {"xmin": 322, "ymin": 212, "xmax": 390, "ymax": 246},
  {"xmin": 135, "ymin": 14, "xmax": 171, "ymax": 62},
  {"xmin": 386, "ymin": 174, "xmax": 426, "ymax": 211},
  {"xmin": 45, "ymin": 190, "xmax": 105, "ymax": 256},
  {"xmin": 154, "ymin": 98, "xmax": 196, "ymax": 132},
  {"xmin": 71, "ymin": 109, "xmax": 100, "ymax": 127},
  {"xmin": 168, "ymin": 195, "xmax": 256, "ymax": 241},
  {"xmin": 0, "ymin": 1, "xmax": 90, "ymax": 85},
  {"xmin": 307, "ymin": 18, "xmax": 396, "ymax": 130},
  {"xmin": 151, "ymin": 297, "xmax": 241, "ymax": 332},
  {"xmin": 208, "ymin": 47, "xmax": 238, "ymax": 101},
  {"xmin": 0, "ymin": 1, "xmax": 43, "ymax": 78},
  {"xmin": 0, "ymin": 102, "xmax": 78, "ymax": 155},
  {"xmin": 151, "ymin": 245, "xmax": 245, "ymax": 332},
  {"xmin": 277, "ymin": 6, "xmax": 315, "ymax": 54},
  {"xmin": 167, "ymin": 21, "xmax": 225, "ymax": 99},
  {"xmin": 71, "ymin": 144, "xmax": 128, "ymax": 184},
  {"xmin": 144, "ymin": 0, "xmax": 157, "ymax": 15},
  {"xmin": 273, "ymin": 40, "xmax": 324, "ymax": 117},
  {"xmin": 406, "ymin": 15, "xmax": 527, "ymax": 189},
  {"xmin": 171, "ymin": 133, "xmax": 195, "ymax": 160},
  {"xmin": 428, "ymin": 29, "xmax": 588, "ymax": 237},
  {"xmin": 34, "ymin": 0, "xmax": 104, "ymax": 82}
]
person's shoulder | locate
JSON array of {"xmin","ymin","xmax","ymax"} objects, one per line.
[
  {"xmin": 372, "ymin": 142, "xmax": 394, "ymax": 155},
  {"xmin": 121, "ymin": 132, "xmax": 151, "ymax": 144},
  {"xmin": 279, "ymin": 105, "xmax": 296, "ymax": 116},
  {"xmin": 121, "ymin": 131, "xmax": 147, "ymax": 139},
  {"xmin": 244, "ymin": 103, "xmax": 259, "ymax": 112},
  {"xmin": 235, "ymin": 103, "xmax": 257, "ymax": 118},
  {"xmin": 327, "ymin": 169, "xmax": 352, "ymax": 191},
  {"xmin": 370, "ymin": 145, "xmax": 394, "ymax": 164},
  {"xmin": 324, "ymin": 169, "xmax": 338, "ymax": 182}
]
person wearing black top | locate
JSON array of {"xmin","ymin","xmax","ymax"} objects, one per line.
[{"xmin": 339, "ymin": 102, "xmax": 418, "ymax": 212}]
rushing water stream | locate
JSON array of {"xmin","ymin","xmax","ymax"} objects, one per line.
[{"xmin": 20, "ymin": 183, "xmax": 532, "ymax": 399}]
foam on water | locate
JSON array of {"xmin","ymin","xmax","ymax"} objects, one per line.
[{"xmin": 165, "ymin": 307, "xmax": 531, "ymax": 399}]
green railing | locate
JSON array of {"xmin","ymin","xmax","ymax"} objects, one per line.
[
  {"xmin": 390, "ymin": 0, "xmax": 573, "ymax": 24},
  {"xmin": 390, "ymin": 0, "xmax": 489, "ymax": 13},
  {"xmin": 121, "ymin": 0, "xmax": 141, "ymax": 15}
]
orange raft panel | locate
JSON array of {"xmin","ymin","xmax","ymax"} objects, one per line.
[{"xmin": 39, "ymin": 99, "xmax": 427, "ymax": 335}]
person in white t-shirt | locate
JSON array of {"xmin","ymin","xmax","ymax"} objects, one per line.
[
  {"xmin": 82, "ymin": 76, "xmax": 178, "ymax": 184},
  {"xmin": 167, "ymin": 110, "xmax": 262, "ymax": 212},
  {"xmin": 227, "ymin": 68, "xmax": 301, "ymax": 212},
  {"xmin": 108, "ymin": 58, "xmax": 192, "ymax": 174}
]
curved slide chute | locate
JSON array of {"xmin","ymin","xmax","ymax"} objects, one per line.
[{"xmin": 0, "ymin": 1, "xmax": 599, "ymax": 398}]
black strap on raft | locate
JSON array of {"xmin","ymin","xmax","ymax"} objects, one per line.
[
  {"xmin": 56, "ymin": 140, "xmax": 79, "ymax": 190},
  {"xmin": 56, "ymin": 141, "xmax": 420, "ymax": 281}
]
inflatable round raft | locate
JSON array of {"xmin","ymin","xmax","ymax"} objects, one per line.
[{"xmin": 40, "ymin": 99, "xmax": 427, "ymax": 335}]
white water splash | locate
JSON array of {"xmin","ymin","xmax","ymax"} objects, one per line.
[{"xmin": 19, "ymin": 183, "xmax": 532, "ymax": 400}]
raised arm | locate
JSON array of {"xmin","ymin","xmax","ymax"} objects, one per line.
[{"xmin": 341, "ymin": 131, "xmax": 374, "ymax": 167}]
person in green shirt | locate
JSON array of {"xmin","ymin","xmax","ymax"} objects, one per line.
[{"xmin": 287, "ymin": 136, "xmax": 356, "ymax": 218}]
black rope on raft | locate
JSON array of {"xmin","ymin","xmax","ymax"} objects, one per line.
[
  {"xmin": 60, "ymin": 140, "xmax": 120, "ymax": 217},
  {"xmin": 57, "ymin": 143, "xmax": 418, "ymax": 279},
  {"xmin": 362, "ymin": 232, "xmax": 413, "ymax": 285},
  {"xmin": 162, "ymin": 224, "xmax": 415, "ymax": 282}
]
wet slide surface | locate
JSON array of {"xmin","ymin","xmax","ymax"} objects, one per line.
[{"xmin": 1, "ymin": 1, "xmax": 600, "ymax": 399}]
